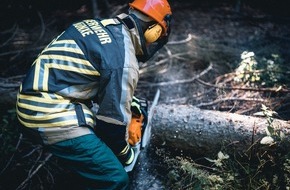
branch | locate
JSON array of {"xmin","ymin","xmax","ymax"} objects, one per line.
[
  {"xmin": 139, "ymin": 62, "xmax": 213, "ymax": 87},
  {"xmin": 0, "ymin": 134, "xmax": 23, "ymax": 176},
  {"xmin": 167, "ymin": 34, "xmax": 194, "ymax": 45},
  {"xmin": 196, "ymin": 78, "xmax": 290, "ymax": 93},
  {"xmin": 0, "ymin": 46, "xmax": 45, "ymax": 57},
  {"xmin": 21, "ymin": 145, "xmax": 43, "ymax": 159},
  {"xmin": 139, "ymin": 52, "xmax": 189, "ymax": 75},
  {"xmin": 0, "ymin": 75, "xmax": 25, "ymax": 88},
  {"xmin": 16, "ymin": 153, "xmax": 53, "ymax": 190},
  {"xmin": 34, "ymin": 11, "xmax": 46, "ymax": 45},
  {"xmin": 196, "ymin": 97, "xmax": 267, "ymax": 108},
  {"xmin": 0, "ymin": 24, "xmax": 19, "ymax": 48}
]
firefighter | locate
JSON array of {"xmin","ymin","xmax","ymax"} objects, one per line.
[{"xmin": 16, "ymin": 0, "xmax": 172, "ymax": 189}]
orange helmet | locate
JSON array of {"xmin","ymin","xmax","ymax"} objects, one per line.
[{"xmin": 129, "ymin": 0, "xmax": 172, "ymax": 35}]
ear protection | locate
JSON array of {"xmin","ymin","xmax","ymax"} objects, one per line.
[
  {"xmin": 144, "ymin": 24, "xmax": 163, "ymax": 43},
  {"xmin": 144, "ymin": 14, "xmax": 171, "ymax": 44}
]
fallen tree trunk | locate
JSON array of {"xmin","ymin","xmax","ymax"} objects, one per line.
[
  {"xmin": 151, "ymin": 104, "xmax": 290, "ymax": 156},
  {"xmin": 1, "ymin": 77, "xmax": 290, "ymax": 156}
]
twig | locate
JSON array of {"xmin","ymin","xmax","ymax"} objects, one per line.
[
  {"xmin": 0, "ymin": 46, "xmax": 45, "ymax": 57},
  {"xmin": 192, "ymin": 88, "xmax": 216, "ymax": 99},
  {"xmin": 166, "ymin": 97, "xmax": 188, "ymax": 104},
  {"xmin": 164, "ymin": 45, "xmax": 173, "ymax": 65},
  {"xmin": 0, "ymin": 24, "xmax": 19, "ymax": 48},
  {"xmin": 196, "ymin": 97, "xmax": 267, "ymax": 108},
  {"xmin": 249, "ymin": 122, "xmax": 258, "ymax": 159},
  {"xmin": 139, "ymin": 52, "xmax": 188, "ymax": 75},
  {"xmin": 28, "ymin": 149, "xmax": 44, "ymax": 177},
  {"xmin": 16, "ymin": 153, "xmax": 53, "ymax": 190},
  {"xmin": 46, "ymin": 168, "xmax": 55, "ymax": 186},
  {"xmin": 167, "ymin": 34, "xmax": 193, "ymax": 45},
  {"xmin": 0, "ymin": 134, "xmax": 23, "ymax": 176},
  {"xmin": 0, "ymin": 82, "xmax": 21, "ymax": 88},
  {"xmin": 236, "ymin": 107, "xmax": 258, "ymax": 115},
  {"xmin": 196, "ymin": 78, "xmax": 290, "ymax": 93},
  {"xmin": 217, "ymin": 69, "xmax": 290, "ymax": 79},
  {"xmin": 0, "ymin": 23, "xmax": 18, "ymax": 34},
  {"xmin": 139, "ymin": 62, "xmax": 213, "ymax": 87},
  {"xmin": 21, "ymin": 145, "xmax": 43, "ymax": 159},
  {"xmin": 34, "ymin": 11, "xmax": 46, "ymax": 45},
  {"xmin": 0, "ymin": 75, "xmax": 25, "ymax": 88},
  {"xmin": 0, "ymin": 75, "xmax": 25, "ymax": 81}
]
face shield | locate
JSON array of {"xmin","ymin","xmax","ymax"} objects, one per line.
[
  {"xmin": 129, "ymin": 12, "xmax": 172, "ymax": 62},
  {"xmin": 137, "ymin": 34, "xmax": 169, "ymax": 62}
]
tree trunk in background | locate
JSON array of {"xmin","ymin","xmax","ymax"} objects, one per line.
[{"xmin": 151, "ymin": 104, "xmax": 290, "ymax": 156}]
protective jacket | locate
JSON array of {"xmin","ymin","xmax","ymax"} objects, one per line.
[{"xmin": 16, "ymin": 17, "xmax": 140, "ymax": 160}]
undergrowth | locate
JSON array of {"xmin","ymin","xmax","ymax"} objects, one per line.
[
  {"xmin": 1, "ymin": 51, "xmax": 290, "ymax": 189},
  {"xmin": 0, "ymin": 108, "xmax": 63, "ymax": 190},
  {"xmin": 156, "ymin": 144, "xmax": 290, "ymax": 190},
  {"xmin": 154, "ymin": 105, "xmax": 290, "ymax": 190},
  {"xmin": 0, "ymin": 95, "xmax": 289, "ymax": 190}
]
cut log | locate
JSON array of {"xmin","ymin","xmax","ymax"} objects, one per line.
[{"xmin": 151, "ymin": 104, "xmax": 290, "ymax": 156}]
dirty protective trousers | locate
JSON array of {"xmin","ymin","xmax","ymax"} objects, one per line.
[{"xmin": 48, "ymin": 134, "xmax": 129, "ymax": 190}]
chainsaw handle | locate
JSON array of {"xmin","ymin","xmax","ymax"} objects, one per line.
[{"xmin": 128, "ymin": 115, "xmax": 144, "ymax": 146}]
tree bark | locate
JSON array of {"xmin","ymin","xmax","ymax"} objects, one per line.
[{"xmin": 151, "ymin": 104, "xmax": 290, "ymax": 156}]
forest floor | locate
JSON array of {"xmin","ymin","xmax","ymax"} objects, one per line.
[
  {"xmin": 139, "ymin": 1, "xmax": 290, "ymax": 119},
  {"xmin": 1, "ymin": 1, "xmax": 290, "ymax": 116},
  {"xmin": 1, "ymin": 1, "xmax": 290, "ymax": 190},
  {"xmin": 131, "ymin": 2, "xmax": 290, "ymax": 189}
]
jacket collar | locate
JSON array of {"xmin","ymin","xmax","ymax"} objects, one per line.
[{"xmin": 116, "ymin": 13, "xmax": 144, "ymax": 59}]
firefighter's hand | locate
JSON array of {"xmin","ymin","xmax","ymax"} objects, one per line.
[
  {"xmin": 117, "ymin": 144, "xmax": 135, "ymax": 166},
  {"xmin": 131, "ymin": 96, "xmax": 148, "ymax": 126},
  {"xmin": 124, "ymin": 147, "xmax": 135, "ymax": 166},
  {"xmin": 128, "ymin": 115, "xmax": 143, "ymax": 146},
  {"xmin": 129, "ymin": 96, "xmax": 148, "ymax": 146},
  {"xmin": 131, "ymin": 96, "xmax": 142, "ymax": 117}
]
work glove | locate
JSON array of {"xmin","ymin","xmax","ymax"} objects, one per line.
[
  {"xmin": 117, "ymin": 144, "xmax": 135, "ymax": 166},
  {"xmin": 128, "ymin": 97, "xmax": 148, "ymax": 146},
  {"xmin": 131, "ymin": 96, "xmax": 148, "ymax": 122}
]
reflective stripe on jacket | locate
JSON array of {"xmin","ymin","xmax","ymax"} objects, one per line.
[{"xmin": 16, "ymin": 18, "xmax": 139, "ymax": 130}]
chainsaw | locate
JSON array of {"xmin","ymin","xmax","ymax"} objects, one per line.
[{"xmin": 124, "ymin": 89, "xmax": 160, "ymax": 172}]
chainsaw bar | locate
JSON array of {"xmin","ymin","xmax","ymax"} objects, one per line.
[
  {"xmin": 124, "ymin": 89, "xmax": 160, "ymax": 172},
  {"xmin": 141, "ymin": 89, "xmax": 160, "ymax": 148}
]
